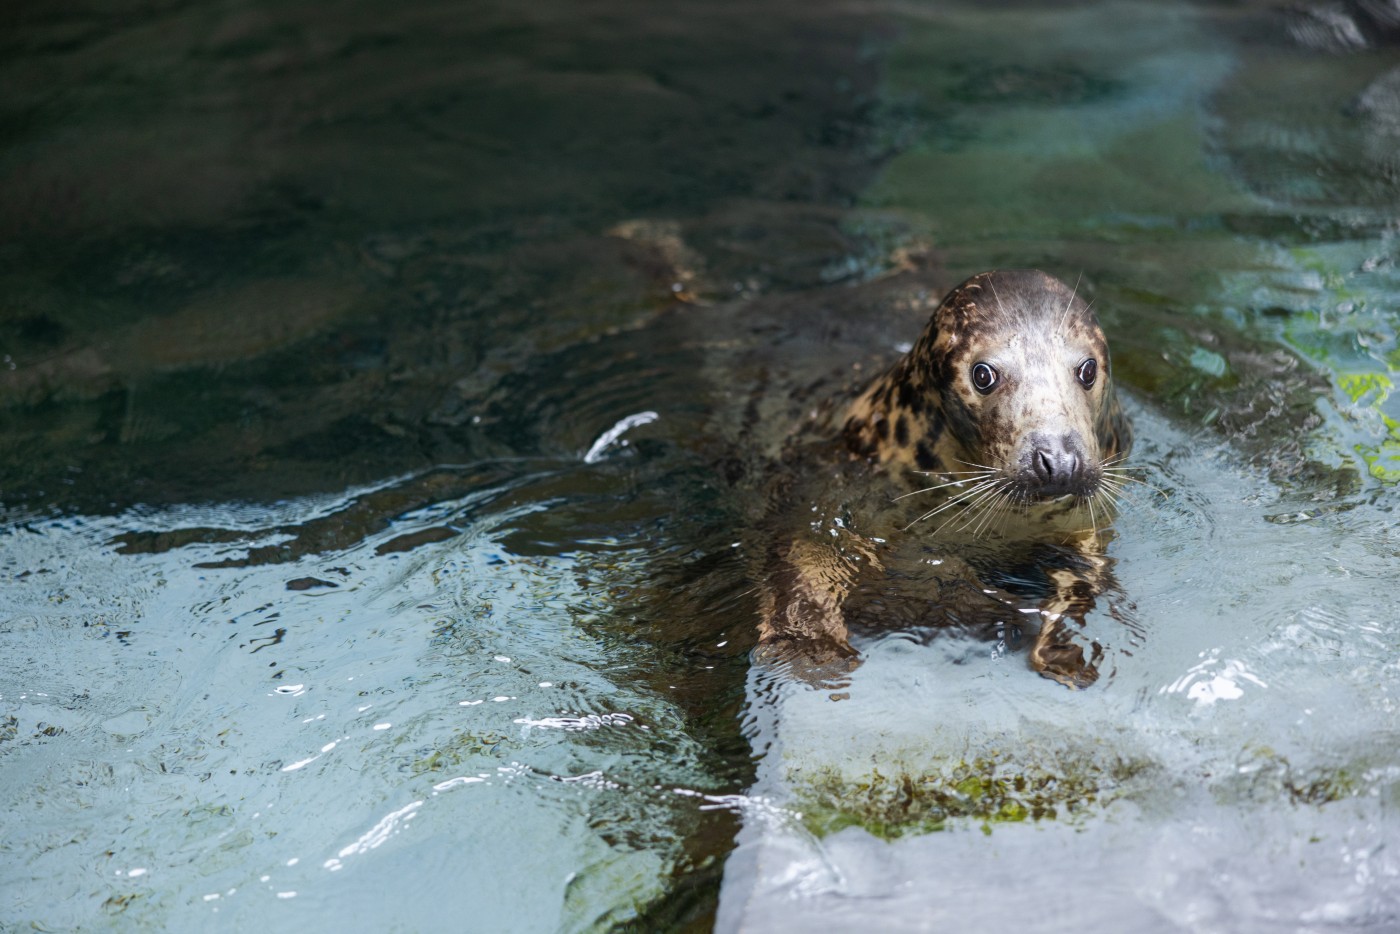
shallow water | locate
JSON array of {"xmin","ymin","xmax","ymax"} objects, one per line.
[
  {"xmin": 3, "ymin": 0, "xmax": 1400, "ymax": 930},
  {"xmin": 2, "ymin": 472, "xmax": 740, "ymax": 929}
]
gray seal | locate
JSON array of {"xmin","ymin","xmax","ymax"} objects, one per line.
[{"xmin": 755, "ymin": 269, "xmax": 1133, "ymax": 689}]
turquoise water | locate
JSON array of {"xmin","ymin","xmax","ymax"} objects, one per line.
[{"xmin": 3, "ymin": 0, "xmax": 1400, "ymax": 930}]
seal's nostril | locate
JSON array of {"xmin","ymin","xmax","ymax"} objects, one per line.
[{"xmin": 1025, "ymin": 436, "xmax": 1091, "ymax": 497}]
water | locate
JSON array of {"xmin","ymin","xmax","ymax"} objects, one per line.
[
  {"xmin": 1, "ymin": 472, "xmax": 738, "ymax": 929},
  {"xmin": 2, "ymin": 0, "xmax": 1399, "ymax": 930}
]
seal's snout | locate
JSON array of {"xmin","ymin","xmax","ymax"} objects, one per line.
[
  {"xmin": 1033, "ymin": 445, "xmax": 1079, "ymax": 490},
  {"xmin": 1023, "ymin": 432, "xmax": 1094, "ymax": 498}
]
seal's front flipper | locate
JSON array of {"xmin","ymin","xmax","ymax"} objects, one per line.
[
  {"xmin": 754, "ymin": 532, "xmax": 878, "ymax": 687},
  {"xmin": 751, "ymin": 635, "xmax": 860, "ymax": 690},
  {"xmin": 1029, "ymin": 558, "xmax": 1110, "ymax": 689},
  {"xmin": 1029, "ymin": 619, "xmax": 1103, "ymax": 689}
]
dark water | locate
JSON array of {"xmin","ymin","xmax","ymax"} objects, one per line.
[
  {"xmin": 2, "ymin": 0, "xmax": 1400, "ymax": 930},
  {"xmin": 0, "ymin": 0, "xmax": 890, "ymax": 510}
]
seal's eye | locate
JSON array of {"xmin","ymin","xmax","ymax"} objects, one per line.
[
  {"xmin": 970, "ymin": 362, "xmax": 999, "ymax": 394},
  {"xmin": 1076, "ymin": 358, "xmax": 1098, "ymax": 389}
]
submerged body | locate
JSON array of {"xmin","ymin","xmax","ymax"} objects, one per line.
[{"xmin": 756, "ymin": 269, "xmax": 1132, "ymax": 688}]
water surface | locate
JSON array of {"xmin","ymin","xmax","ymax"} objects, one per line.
[{"xmin": 2, "ymin": 0, "xmax": 1400, "ymax": 930}]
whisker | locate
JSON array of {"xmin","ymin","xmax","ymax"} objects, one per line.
[
  {"xmin": 967, "ymin": 488, "xmax": 999, "ymax": 538},
  {"xmin": 901, "ymin": 479, "xmax": 1000, "ymax": 531},
  {"xmin": 1057, "ymin": 271, "xmax": 1083, "ymax": 337},
  {"xmin": 985, "ymin": 492, "xmax": 1013, "ymax": 536},
  {"xmin": 891, "ymin": 474, "xmax": 993, "ymax": 501},
  {"xmin": 1098, "ymin": 477, "xmax": 1129, "ymax": 505},
  {"xmin": 1100, "ymin": 483, "xmax": 1142, "ymax": 508},
  {"xmin": 953, "ymin": 458, "xmax": 1008, "ymax": 473},
  {"xmin": 924, "ymin": 479, "xmax": 999, "ymax": 515},
  {"xmin": 942, "ymin": 482, "xmax": 1008, "ymax": 535},
  {"xmin": 972, "ymin": 483, "xmax": 1014, "ymax": 538},
  {"xmin": 1100, "ymin": 470, "xmax": 1169, "ymax": 499},
  {"xmin": 988, "ymin": 276, "xmax": 1008, "ymax": 319},
  {"xmin": 1096, "ymin": 482, "xmax": 1123, "ymax": 512},
  {"xmin": 912, "ymin": 469, "xmax": 996, "ymax": 477},
  {"xmin": 916, "ymin": 478, "xmax": 1002, "ymax": 522}
]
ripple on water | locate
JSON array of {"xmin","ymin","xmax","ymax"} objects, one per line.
[{"xmin": 0, "ymin": 464, "xmax": 728, "ymax": 931}]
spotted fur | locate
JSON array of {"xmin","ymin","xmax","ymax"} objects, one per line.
[{"xmin": 841, "ymin": 269, "xmax": 1130, "ymax": 497}]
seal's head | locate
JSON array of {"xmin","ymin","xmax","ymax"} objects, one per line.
[{"xmin": 843, "ymin": 269, "xmax": 1130, "ymax": 510}]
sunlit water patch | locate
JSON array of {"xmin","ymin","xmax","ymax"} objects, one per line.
[
  {"xmin": 0, "ymin": 466, "xmax": 731, "ymax": 931},
  {"xmin": 1214, "ymin": 233, "xmax": 1400, "ymax": 482}
]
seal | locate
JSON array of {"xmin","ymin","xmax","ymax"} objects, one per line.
[{"xmin": 754, "ymin": 268, "xmax": 1132, "ymax": 688}]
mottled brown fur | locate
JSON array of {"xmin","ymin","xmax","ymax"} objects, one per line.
[{"xmin": 842, "ymin": 269, "xmax": 1129, "ymax": 483}]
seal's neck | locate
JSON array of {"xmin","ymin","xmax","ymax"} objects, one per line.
[{"xmin": 838, "ymin": 357, "xmax": 963, "ymax": 475}]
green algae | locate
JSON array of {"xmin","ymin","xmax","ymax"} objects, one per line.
[
  {"xmin": 1215, "ymin": 744, "xmax": 1370, "ymax": 808},
  {"xmin": 411, "ymin": 730, "xmax": 510, "ymax": 775},
  {"xmin": 795, "ymin": 747, "xmax": 1384, "ymax": 842},
  {"xmin": 1334, "ymin": 371, "xmax": 1400, "ymax": 482},
  {"xmin": 794, "ymin": 754, "xmax": 1153, "ymax": 840},
  {"xmin": 1242, "ymin": 244, "xmax": 1400, "ymax": 485}
]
